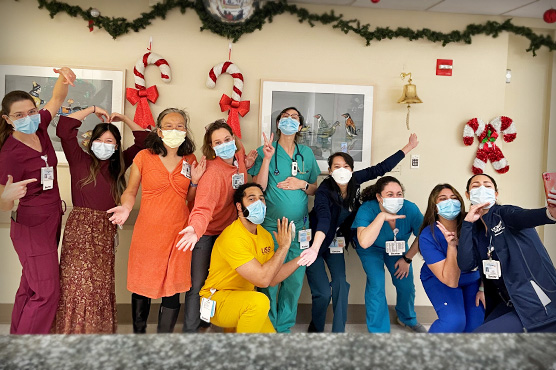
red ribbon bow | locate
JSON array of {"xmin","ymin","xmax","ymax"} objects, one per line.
[
  {"xmin": 126, "ymin": 85, "xmax": 159, "ymax": 129},
  {"xmin": 219, "ymin": 94, "xmax": 250, "ymax": 138}
]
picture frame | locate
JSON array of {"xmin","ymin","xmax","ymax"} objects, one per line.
[
  {"xmin": 259, "ymin": 80, "xmax": 373, "ymax": 172},
  {"xmin": 0, "ymin": 65, "xmax": 125, "ymax": 164}
]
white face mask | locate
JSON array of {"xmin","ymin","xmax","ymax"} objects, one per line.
[
  {"xmin": 382, "ymin": 197, "xmax": 404, "ymax": 214},
  {"xmin": 91, "ymin": 141, "xmax": 116, "ymax": 160},
  {"xmin": 331, "ymin": 167, "xmax": 352, "ymax": 185},
  {"xmin": 161, "ymin": 129, "xmax": 186, "ymax": 148},
  {"xmin": 469, "ymin": 186, "xmax": 496, "ymax": 209}
]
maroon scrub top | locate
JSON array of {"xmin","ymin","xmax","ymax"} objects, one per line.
[
  {"xmin": 0, "ymin": 109, "xmax": 60, "ymax": 207},
  {"xmin": 56, "ymin": 115, "xmax": 148, "ymax": 211}
]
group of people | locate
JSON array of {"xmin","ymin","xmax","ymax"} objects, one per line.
[{"xmin": 1, "ymin": 67, "xmax": 556, "ymax": 335}]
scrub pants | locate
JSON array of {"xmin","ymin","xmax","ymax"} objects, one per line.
[
  {"xmin": 356, "ymin": 245, "xmax": 417, "ymax": 333},
  {"xmin": 10, "ymin": 202, "xmax": 62, "ymax": 334},
  {"xmin": 209, "ymin": 290, "xmax": 276, "ymax": 333},
  {"xmin": 183, "ymin": 234, "xmax": 218, "ymax": 332},
  {"xmin": 305, "ymin": 248, "xmax": 350, "ymax": 332},
  {"xmin": 259, "ymin": 233, "xmax": 305, "ymax": 333},
  {"xmin": 422, "ymin": 277, "xmax": 484, "ymax": 333},
  {"xmin": 473, "ymin": 302, "xmax": 556, "ymax": 333}
]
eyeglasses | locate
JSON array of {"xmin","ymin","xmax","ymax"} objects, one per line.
[
  {"xmin": 281, "ymin": 113, "xmax": 300, "ymax": 119},
  {"xmin": 8, "ymin": 108, "xmax": 39, "ymax": 120}
]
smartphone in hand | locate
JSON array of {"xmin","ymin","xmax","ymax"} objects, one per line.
[{"xmin": 542, "ymin": 172, "xmax": 556, "ymax": 198}]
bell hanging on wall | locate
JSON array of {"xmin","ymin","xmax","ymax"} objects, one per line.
[
  {"xmin": 203, "ymin": 0, "xmax": 262, "ymax": 24},
  {"xmin": 398, "ymin": 72, "xmax": 422, "ymax": 130}
]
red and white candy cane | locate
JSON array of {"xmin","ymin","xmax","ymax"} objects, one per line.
[
  {"xmin": 126, "ymin": 52, "xmax": 172, "ymax": 129},
  {"xmin": 206, "ymin": 61, "xmax": 250, "ymax": 138},
  {"xmin": 463, "ymin": 116, "xmax": 516, "ymax": 174}
]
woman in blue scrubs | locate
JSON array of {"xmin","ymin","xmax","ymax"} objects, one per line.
[
  {"xmin": 419, "ymin": 184, "xmax": 484, "ymax": 333},
  {"xmin": 249, "ymin": 107, "xmax": 320, "ymax": 332},
  {"xmin": 352, "ymin": 176, "xmax": 426, "ymax": 333}
]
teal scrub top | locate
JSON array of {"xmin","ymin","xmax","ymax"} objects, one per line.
[
  {"xmin": 248, "ymin": 141, "xmax": 320, "ymax": 230},
  {"xmin": 351, "ymin": 199, "xmax": 423, "ymax": 249}
]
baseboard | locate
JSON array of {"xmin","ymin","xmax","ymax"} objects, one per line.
[{"xmin": 0, "ymin": 303, "xmax": 437, "ymax": 325}]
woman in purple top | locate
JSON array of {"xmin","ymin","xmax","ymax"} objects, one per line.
[
  {"xmin": 54, "ymin": 107, "xmax": 148, "ymax": 334},
  {"xmin": 0, "ymin": 67, "xmax": 75, "ymax": 334}
]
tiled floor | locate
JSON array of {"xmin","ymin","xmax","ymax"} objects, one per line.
[{"xmin": 1, "ymin": 322, "xmax": 428, "ymax": 334}]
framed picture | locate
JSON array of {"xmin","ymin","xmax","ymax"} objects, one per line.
[
  {"xmin": 0, "ymin": 65, "xmax": 125, "ymax": 164},
  {"xmin": 260, "ymin": 80, "xmax": 373, "ymax": 172}
]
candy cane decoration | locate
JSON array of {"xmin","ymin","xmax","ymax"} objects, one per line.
[
  {"xmin": 206, "ymin": 61, "xmax": 250, "ymax": 138},
  {"xmin": 463, "ymin": 116, "xmax": 516, "ymax": 174},
  {"xmin": 126, "ymin": 51, "xmax": 172, "ymax": 129}
]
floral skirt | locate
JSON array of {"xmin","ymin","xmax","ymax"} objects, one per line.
[{"xmin": 54, "ymin": 207, "xmax": 118, "ymax": 334}]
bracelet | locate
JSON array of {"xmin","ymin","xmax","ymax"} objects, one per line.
[
  {"xmin": 402, "ymin": 254, "xmax": 412, "ymax": 264},
  {"xmin": 478, "ymin": 286, "xmax": 484, "ymax": 292},
  {"xmin": 190, "ymin": 183, "xmax": 198, "ymax": 187},
  {"xmin": 303, "ymin": 182, "xmax": 309, "ymax": 191}
]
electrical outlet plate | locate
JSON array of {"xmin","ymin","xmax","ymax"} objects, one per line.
[
  {"xmin": 410, "ymin": 155, "xmax": 420, "ymax": 169},
  {"xmin": 391, "ymin": 165, "xmax": 401, "ymax": 173}
]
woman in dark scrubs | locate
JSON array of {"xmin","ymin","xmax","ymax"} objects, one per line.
[{"xmin": 0, "ymin": 67, "xmax": 75, "ymax": 334}]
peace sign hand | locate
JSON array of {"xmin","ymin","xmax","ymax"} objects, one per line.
[
  {"xmin": 436, "ymin": 221, "xmax": 457, "ymax": 246},
  {"xmin": 1, "ymin": 175, "xmax": 37, "ymax": 202},
  {"xmin": 262, "ymin": 133, "xmax": 275, "ymax": 159}
]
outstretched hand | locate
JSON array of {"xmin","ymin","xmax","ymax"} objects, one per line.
[
  {"xmin": 298, "ymin": 247, "xmax": 318, "ymax": 266},
  {"xmin": 273, "ymin": 217, "xmax": 293, "ymax": 250},
  {"xmin": 107, "ymin": 205, "xmax": 130, "ymax": 227},
  {"xmin": 53, "ymin": 67, "xmax": 76, "ymax": 87},
  {"xmin": 176, "ymin": 226, "xmax": 198, "ymax": 251}
]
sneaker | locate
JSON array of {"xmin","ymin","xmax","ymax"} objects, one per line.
[{"xmin": 396, "ymin": 317, "xmax": 428, "ymax": 333}]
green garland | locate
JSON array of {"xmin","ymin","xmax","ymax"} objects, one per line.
[{"xmin": 34, "ymin": 0, "xmax": 556, "ymax": 56}]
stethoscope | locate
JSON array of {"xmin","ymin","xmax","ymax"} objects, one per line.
[{"xmin": 273, "ymin": 142, "xmax": 306, "ymax": 175}]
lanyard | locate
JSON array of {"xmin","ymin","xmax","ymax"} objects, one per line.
[
  {"xmin": 487, "ymin": 236, "xmax": 494, "ymax": 260},
  {"xmin": 273, "ymin": 143, "xmax": 305, "ymax": 175}
]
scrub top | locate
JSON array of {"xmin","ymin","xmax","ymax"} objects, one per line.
[
  {"xmin": 352, "ymin": 199, "xmax": 423, "ymax": 249},
  {"xmin": 248, "ymin": 141, "xmax": 319, "ymax": 229}
]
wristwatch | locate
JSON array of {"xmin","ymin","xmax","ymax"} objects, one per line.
[
  {"xmin": 401, "ymin": 254, "xmax": 412, "ymax": 264},
  {"xmin": 303, "ymin": 182, "xmax": 309, "ymax": 191}
]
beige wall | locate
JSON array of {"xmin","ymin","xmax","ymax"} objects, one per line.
[{"xmin": 1, "ymin": 0, "xmax": 555, "ymax": 307}]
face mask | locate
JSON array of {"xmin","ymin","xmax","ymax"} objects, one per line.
[
  {"xmin": 161, "ymin": 129, "xmax": 186, "ymax": 148},
  {"xmin": 91, "ymin": 141, "xmax": 116, "ymax": 160},
  {"xmin": 382, "ymin": 197, "xmax": 404, "ymax": 214},
  {"xmin": 12, "ymin": 114, "xmax": 41, "ymax": 134},
  {"xmin": 278, "ymin": 117, "xmax": 300, "ymax": 136},
  {"xmin": 436, "ymin": 199, "xmax": 461, "ymax": 220},
  {"xmin": 213, "ymin": 140, "xmax": 237, "ymax": 160},
  {"xmin": 243, "ymin": 200, "xmax": 266, "ymax": 225},
  {"xmin": 469, "ymin": 186, "xmax": 496, "ymax": 209},
  {"xmin": 331, "ymin": 167, "xmax": 352, "ymax": 185}
]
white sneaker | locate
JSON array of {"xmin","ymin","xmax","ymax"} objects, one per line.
[{"xmin": 396, "ymin": 317, "xmax": 428, "ymax": 333}]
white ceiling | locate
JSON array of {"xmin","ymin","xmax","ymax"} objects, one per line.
[{"xmin": 288, "ymin": 0, "xmax": 556, "ymax": 20}]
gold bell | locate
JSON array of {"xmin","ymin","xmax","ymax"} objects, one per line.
[{"xmin": 398, "ymin": 72, "xmax": 422, "ymax": 130}]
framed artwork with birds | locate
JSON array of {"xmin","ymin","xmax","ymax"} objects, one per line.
[
  {"xmin": 260, "ymin": 80, "xmax": 373, "ymax": 172},
  {"xmin": 0, "ymin": 65, "xmax": 125, "ymax": 164}
]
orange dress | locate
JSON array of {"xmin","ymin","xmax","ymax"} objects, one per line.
[{"xmin": 127, "ymin": 150, "xmax": 196, "ymax": 298}]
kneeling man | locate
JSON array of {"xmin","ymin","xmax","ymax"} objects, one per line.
[{"xmin": 200, "ymin": 183, "xmax": 300, "ymax": 333}]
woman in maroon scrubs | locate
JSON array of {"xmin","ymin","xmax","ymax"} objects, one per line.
[
  {"xmin": 53, "ymin": 108, "xmax": 148, "ymax": 334},
  {"xmin": 0, "ymin": 67, "xmax": 75, "ymax": 334}
]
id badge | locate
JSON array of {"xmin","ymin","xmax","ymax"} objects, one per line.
[
  {"xmin": 299, "ymin": 229, "xmax": 310, "ymax": 249},
  {"xmin": 330, "ymin": 237, "xmax": 345, "ymax": 254},
  {"xmin": 232, "ymin": 173, "xmax": 245, "ymax": 189},
  {"xmin": 482, "ymin": 260, "xmax": 502, "ymax": 279},
  {"xmin": 291, "ymin": 162, "xmax": 298, "ymax": 176},
  {"xmin": 200, "ymin": 297, "xmax": 216, "ymax": 323},
  {"xmin": 41, "ymin": 166, "xmax": 54, "ymax": 190},
  {"xmin": 386, "ymin": 240, "xmax": 405, "ymax": 256},
  {"xmin": 181, "ymin": 160, "xmax": 191, "ymax": 179}
]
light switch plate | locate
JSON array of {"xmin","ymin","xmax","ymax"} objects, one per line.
[{"xmin": 410, "ymin": 155, "xmax": 420, "ymax": 169}]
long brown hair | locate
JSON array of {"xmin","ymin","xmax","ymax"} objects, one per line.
[
  {"xmin": 418, "ymin": 184, "xmax": 466, "ymax": 241},
  {"xmin": 202, "ymin": 119, "xmax": 241, "ymax": 159},
  {"xmin": 0, "ymin": 91, "xmax": 36, "ymax": 150},
  {"xmin": 80, "ymin": 123, "xmax": 126, "ymax": 204}
]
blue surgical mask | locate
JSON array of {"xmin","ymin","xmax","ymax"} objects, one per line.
[
  {"xmin": 91, "ymin": 141, "xmax": 116, "ymax": 160},
  {"xmin": 12, "ymin": 114, "xmax": 41, "ymax": 134},
  {"xmin": 436, "ymin": 199, "xmax": 461, "ymax": 220},
  {"xmin": 469, "ymin": 186, "xmax": 496, "ymax": 209},
  {"xmin": 213, "ymin": 140, "xmax": 237, "ymax": 160},
  {"xmin": 278, "ymin": 117, "xmax": 300, "ymax": 136},
  {"xmin": 244, "ymin": 200, "xmax": 266, "ymax": 225}
]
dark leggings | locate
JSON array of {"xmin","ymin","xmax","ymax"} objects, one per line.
[{"xmin": 133, "ymin": 293, "xmax": 180, "ymax": 309}]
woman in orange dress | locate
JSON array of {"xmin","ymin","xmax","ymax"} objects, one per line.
[{"xmin": 108, "ymin": 108, "xmax": 206, "ymax": 333}]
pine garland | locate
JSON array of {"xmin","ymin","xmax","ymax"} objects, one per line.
[{"xmin": 34, "ymin": 0, "xmax": 556, "ymax": 56}]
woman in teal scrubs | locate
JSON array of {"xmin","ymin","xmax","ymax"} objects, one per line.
[{"xmin": 249, "ymin": 107, "xmax": 320, "ymax": 332}]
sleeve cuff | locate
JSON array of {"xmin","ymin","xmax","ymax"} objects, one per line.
[{"xmin": 547, "ymin": 208, "xmax": 556, "ymax": 222}]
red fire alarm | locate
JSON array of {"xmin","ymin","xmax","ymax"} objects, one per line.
[{"xmin": 436, "ymin": 59, "xmax": 453, "ymax": 76}]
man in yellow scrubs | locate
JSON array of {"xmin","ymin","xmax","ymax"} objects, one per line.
[{"xmin": 200, "ymin": 183, "xmax": 301, "ymax": 333}]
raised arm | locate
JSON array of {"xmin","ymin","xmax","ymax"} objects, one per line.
[
  {"xmin": 235, "ymin": 217, "xmax": 294, "ymax": 288},
  {"xmin": 251, "ymin": 133, "xmax": 274, "ymax": 191},
  {"xmin": 43, "ymin": 67, "xmax": 76, "ymax": 118}
]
